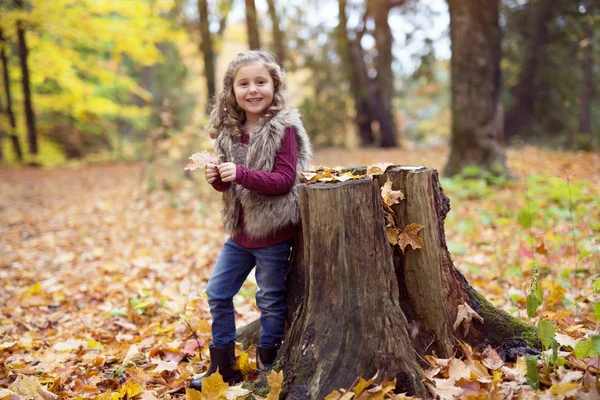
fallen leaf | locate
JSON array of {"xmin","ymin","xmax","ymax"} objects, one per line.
[
  {"xmin": 385, "ymin": 225, "xmax": 399, "ymax": 245},
  {"xmin": 554, "ymin": 333, "xmax": 577, "ymax": 349},
  {"xmin": 380, "ymin": 178, "xmax": 405, "ymax": 207},
  {"xmin": 452, "ymin": 303, "xmax": 484, "ymax": 336},
  {"xmin": 482, "ymin": 346, "xmax": 503, "ymax": 370},
  {"xmin": 233, "ymin": 352, "xmax": 256, "ymax": 380},
  {"xmin": 367, "ymin": 163, "xmax": 395, "ymax": 175},
  {"xmin": 353, "ymin": 376, "xmax": 375, "ymax": 397},
  {"xmin": 123, "ymin": 344, "xmax": 141, "ymax": 366},
  {"xmin": 447, "ymin": 358, "xmax": 471, "ymax": 381},
  {"xmin": 549, "ymin": 382, "xmax": 580, "ymax": 396},
  {"xmin": 397, "ymin": 223, "xmax": 425, "ymax": 253},
  {"xmin": 266, "ymin": 370, "xmax": 284, "ymax": 400},
  {"xmin": 184, "ymin": 150, "xmax": 220, "ymax": 171},
  {"xmin": 426, "ymin": 378, "xmax": 463, "ymax": 400},
  {"xmin": 535, "ymin": 241, "xmax": 548, "ymax": 256},
  {"xmin": 224, "ymin": 384, "xmax": 251, "ymax": 400},
  {"xmin": 150, "ymin": 358, "xmax": 179, "ymax": 374},
  {"xmin": 200, "ymin": 371, "xmax": 229, "ymax": 399}
]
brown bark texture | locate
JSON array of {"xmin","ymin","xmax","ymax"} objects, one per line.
[
  {"xmin": 197, "ymin": 0, "xmax": 216, "ymax": 115},
  {"xmin": 244, "ymin": 0, "xmax": 261, "ymax": 50},
  {"xmin": 444, "ymin": 0, "xmax": 507, "ymax": 177},
  {"xmin": 238, "ymin": 166, "xmax": 539, "ymax": 398}
]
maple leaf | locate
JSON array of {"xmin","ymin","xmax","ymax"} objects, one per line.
[
  {"xmin": 184, "ymin": 150, "xmax": 221, "ymax": 171},
  {"xmin": 232, "ymin": 351, "xmax": 256, "ymax": 380},
  {"xmin": 266, "ymin": 370, "xmax": 284, "ymax": 400},
  {"xmin": 353, "ymin": 376, "xmax": 375, "ymax": 397},
  {"xmin": 380, "ymin": 178, "xmax": 405, "ymax": 207},
  {"xmin": 199, "ymin": 371, "xmax": 229, "ymax": 399},
  {"xmin": 150, "ymin": 358, "xmax": 179, "ymax": 374},
  {"xmin": 425, "ymin": 378, "xmax": 464, "ymax": 400},
  {"xmin": 452, "ymin": 303, "xmax": 484, "ymax": 336},
  {"xmin": 186, "ymin": 388, "xmax": 203, "ymax": 400},
  {"xmin": 397, "ymin": 223, "xmax": 425, "ymax": 253}
]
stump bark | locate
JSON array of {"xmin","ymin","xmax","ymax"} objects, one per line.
[{"xmin": 237, "ymin": 165, "xmax": 539, "ymax": 398}]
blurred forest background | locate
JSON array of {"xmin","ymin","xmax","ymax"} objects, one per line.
[{"xmin": 0, "ymin": 0, "xmax": 597, "ymax": 172}]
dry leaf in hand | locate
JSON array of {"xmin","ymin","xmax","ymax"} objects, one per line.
[{"xmin": 184, "ymin": 150, "xmax": 221, "ymax": 171}]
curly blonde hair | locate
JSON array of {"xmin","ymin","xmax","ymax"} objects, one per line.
[{"xmin": 206, "ymin": 50, "xmax": 287, "ymax": 139}]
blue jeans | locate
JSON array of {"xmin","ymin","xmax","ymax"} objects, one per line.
[{"xmin": 206, "ymin": 238, "xmax": 293, "ymax": 348}]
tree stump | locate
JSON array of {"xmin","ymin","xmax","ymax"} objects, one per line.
[{"xmin": 238, "ymin": 165, "xmax": 539, "ymax": 398}]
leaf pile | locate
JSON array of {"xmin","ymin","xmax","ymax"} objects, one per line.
[{"xmin": 1, "ymin": 145, "xmax": 599, "ymax": 399}]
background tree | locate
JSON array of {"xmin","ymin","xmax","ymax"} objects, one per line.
[
  {"xmin": 0, "ymin": 28, "xmax": 22, "ymax": 161},
  {"xmin": 444, "ymin": 0, "xmax": 508, "ymax": 177},
  {"xmin": 14, "ymin": 0, "xmax": 37, "ymax": 155},
  {"xmin": 266, "ymin": 0, "xmax": 285, "ymax": 66},
  {"xmin": 245, "ymin": 0, "xmax": 261, "ymax": 50},
  {"xmin": 503, "ymin": 0, "xmax": 553, "ymax": 144},
  {"xmin": 197, "ymin": 0, "xmax": 216, "ymax": 114}
]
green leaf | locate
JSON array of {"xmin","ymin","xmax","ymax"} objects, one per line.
[
  {"xmin": 574, "ymin": 339, "xmax": 598, "ymax": 359},
  {"xmin": 534, "ymin": 285, "xmax": 543, "ymax": 302},
  {"xmin": 591, "ymin": 336, "xmax": 600, "ymax": 355},
  {"xmin": 594, "ymin": 302, "xmax": 600, "ymax": 322},
  {"xmin": 593, "ymin": 279, "xmax": 600, "ymax": 293},
  {"xmin": 538, "ymin": 320, "xmax": 555, "ymax": 350},
  {"xmin": 518, "ymin": 207, "xmax": 534, "ymax": 228},
  {"xmin": 526, "ymin": 293, "xmax": 540, "ymax": 318},
  {"xmin": 526, "ymin": 355, "xmax": 539, "ymax": 390},
  {"xmin": 107, "ymin": 309, "xmax": 127, "ymax": 317}
]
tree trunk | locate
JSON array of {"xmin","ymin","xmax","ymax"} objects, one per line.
[
  {"xmin": 577, "ymin": 1, "xmax": 595, "ymax": 149},
  {"xmin": 245, "ymin": 0, "xmax": 261, "ymax": 50},
  {"xmin": 14, "ymin": 0, "xmax": 37, "ymax": 155},
  {"xmin": 337, "ymin": 0, "xmax": 375, "ymax": 146},
  {"xmin": 444, "ymin": 0, "xmax": 508, "ymax": 177},
  {"xmin": 372, "ymin": 0, "xmax": 398, "ymax": 148},
  {"xmin": 265, "ymin": 0, "xmax": 285, "ymax": 66},
  {"xmin": 0, "ymin": 28, "xmax": 23, "ymax": 162},
  {"xmin": 503, "ymin": 0, "xmax": 553, "ymax": 142},
  {"xmin": 197, "ymin": 0, "xmax": 216, "ymax": 115},
  {"xmin": 239, "ymin": 166, "xmax": 539, "ymax": 398}
]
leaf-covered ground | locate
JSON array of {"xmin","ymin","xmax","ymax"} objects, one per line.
[{"xmin": 1, "ymin": 146, "xmax": 599, "ymax": 399}]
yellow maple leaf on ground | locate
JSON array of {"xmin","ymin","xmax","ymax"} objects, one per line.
[
  {"xmin": 397, "ymin": 223, "xmax": 425, "ymax": 253},
  {"xmin": 233, "ymin": 351, "xmax": 256, "ymax": 380},
  {"xmin": 186, "ymin": 371, "xmax": 229, "ymax": 400},
  {"xmin": 266, "ymin": 370, "xmax": 284, "ymax": 400},
  {"xmin": 353, "ymin": 376, "xmax": 375, "ymax": 398}
]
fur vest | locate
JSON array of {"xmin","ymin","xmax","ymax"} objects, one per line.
[{"xmin": 214, "ymin": 107, "xmax": 312, "ymax": 240}]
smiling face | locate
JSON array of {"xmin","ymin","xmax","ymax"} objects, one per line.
[{"xmin": 233, "ymin": 62, "xmax": 275, "ymax": 125}]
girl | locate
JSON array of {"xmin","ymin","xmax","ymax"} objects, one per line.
[{"xmin": 190, "ymin": 50, "xmax": 312, "ymax": 390}]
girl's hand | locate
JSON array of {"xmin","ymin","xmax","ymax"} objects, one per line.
[
  {"xmin": 205, "ymin": 163, "xmax": 219, "ymax": 184},
  {"xmin": 218, "ymin": 162, "xmax": 237, "ymax": 182}
]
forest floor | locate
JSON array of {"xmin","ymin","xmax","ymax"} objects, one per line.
[{"xmin": 1, "ymin": 146, "xmax": 599, "ymax": 399}]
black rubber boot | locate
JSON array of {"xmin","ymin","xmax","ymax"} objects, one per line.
[
  {"xmin": 189, "ymin": 345, "xmax": 243, "ymax": 391},
  {"xmin": 257, "ymin": 345, "xmax": 280, "ymax": 371}
]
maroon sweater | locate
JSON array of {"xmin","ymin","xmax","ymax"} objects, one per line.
[{"xmin": 211, "ymin": 127, "xmax": 297, "ymax": 248}]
